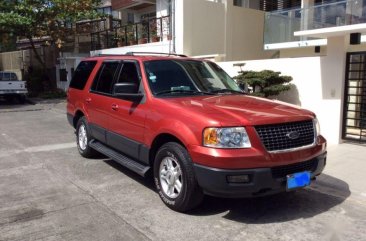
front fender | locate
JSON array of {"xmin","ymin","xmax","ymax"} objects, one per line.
[{"xmin": 146, "ymin": 118, "xmax": 201, "ymax": 148}]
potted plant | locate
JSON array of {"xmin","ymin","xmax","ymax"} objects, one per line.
[
  {"xmin": 138, "ymin": 22, "xmax": 148, "ymax": 44},
  {"xmin": 138, "ymin": 36, "xmax": 148, "ymax": 44},
  {"xmin": 125, "ymin": 25, "xmax": 137, "ymax": 45},
  {"xmin": 150, "ymin": 26, "xmax": 160, "ymax": 43},
  {"xmin": 115, "ymin": 35, "xmax": 125, "ymax": 47}
]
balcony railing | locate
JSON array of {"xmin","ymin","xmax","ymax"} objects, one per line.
[
  {"xmin": 264, "ymin": 0, "xmax": 366, "ymax": 45},
  {"xmin": 91, "ymin": 15, "xmax": 171, "ymax": 51}
]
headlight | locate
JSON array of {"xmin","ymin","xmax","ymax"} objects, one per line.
[
  {"xmin": 203, "ymin": 127, "xmax": 251, "ymax": 148},
  {"xmin": 314, "ymin": 118, "xmax": 321, "ymax": 136}
]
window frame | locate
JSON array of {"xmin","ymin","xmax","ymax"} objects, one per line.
[
  {"xmin": 90, "ymin": 59, "xmax": 143, "ymax": 98},
  {"xmin": 90, "ymin": 60, "xmax": 122, "ymax": 96},
  {"xmin": 68, "ymin": 60, "xmax": 97, "ymax": 90},
  {"xmin": 113, "ymin": 60, "xmax": 142, "ymax": 88}
]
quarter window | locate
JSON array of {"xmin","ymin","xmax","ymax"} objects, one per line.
[{"xmin": 69, "ymin": 61, "xmax": 97, "ymax": 90}]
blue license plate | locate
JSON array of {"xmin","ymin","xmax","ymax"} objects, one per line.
[{"xmin": 286, "ymin": 171, "xmax": 311, "ymax": 190}]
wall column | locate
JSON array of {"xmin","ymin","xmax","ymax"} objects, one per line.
[
  {"xmin": 301, "ymin": 0, "xmax": 315, "ymax": 40},
  {"xmin": 319, "ymin": 35, "xmax": 348, "ymax": 143},
  {"xmin": 224, "ymin": 0, "xmax": 234, "ymax": 61}
]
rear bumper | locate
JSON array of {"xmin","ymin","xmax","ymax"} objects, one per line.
[
  {"xmin": 0, "ymin": 90, "xmax": 27, "ymax": 95},
  {"xmin": 193, "ymin": 152, "xmax": 326, "ymax": 198}
]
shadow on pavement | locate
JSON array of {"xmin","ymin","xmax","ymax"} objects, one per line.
[
  {"xmin": 102, "ymin": 158, "xmax": 350, "ymax": 223},
  {"xmin": 189, "ymin": 174, "xmax": 350, "ymax": 223},
  {"xmin": 103, "ymin": 159, "xmax": 156, "ymax": 191},
  {"xmin": 0, "ymin": 98, "xmax": 31, "ymax": 108}
]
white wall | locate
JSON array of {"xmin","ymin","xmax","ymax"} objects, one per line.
[
  {"xmin": 174, "ymin": 0, "xmax": 274, "ymax": 60},
  {"xmin": 218, "ymin": 56, "xmax": 344, "ymax": 144},
  {"xmin": 180, "ymin": 0, "xmax": 226, "ymax": 57}
]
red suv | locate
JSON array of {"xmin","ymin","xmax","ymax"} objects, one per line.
[{"xmin": 67, "ymin": 53, "xmax": 327, "ymax": 212}]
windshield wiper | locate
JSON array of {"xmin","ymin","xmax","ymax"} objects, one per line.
[
  {"xmin": 155, "ymin": 89, "xmax": 214, "ymax": 96},
  {"xmin": 209, "ymin": 89, "xmax": 246, "ymax": 94}
]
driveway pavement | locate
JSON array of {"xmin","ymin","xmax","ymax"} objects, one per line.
[{"xmin": 0, "ymin": 99, "xmax": 365, "ymax": 241}]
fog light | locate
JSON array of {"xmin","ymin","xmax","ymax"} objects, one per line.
[{"xmin": 227, "ymin": 175, "xmax": 250, "ymax": 183}]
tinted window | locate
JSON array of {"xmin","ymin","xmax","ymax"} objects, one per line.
[
  {"xmin": 144, "ymin": 60, "xmax": 196, "ymax": 94},
  {"xmin": 3, "ymin": 73, "xmax": 11, "ymax": 81},
  {"xmin": 91, "ymin": 61, "xmax": 120, "ymax": 94},
  {"xmin": 114, "ymin": 62, "xmax": 140, "ymax": 94},
  {"xmin": 10, "ymin": 73, "xmax": 18, "ymax": 80},
  {"xmin": 144, "ymin": 60, "xmax": 241, "ymax": 96},
  {"xmin": 69, "ymin": 61, "xmax": 97, "ymax": 90}
]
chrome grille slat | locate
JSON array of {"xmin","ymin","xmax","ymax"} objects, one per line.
[{"xmin": 255, "ymin": 120, "xmax": 315, "ymax": 152}]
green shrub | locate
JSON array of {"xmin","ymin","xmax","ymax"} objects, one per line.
[{"xmin": 235, "ymin": 70, "xmax": 293, "ymax": 98}]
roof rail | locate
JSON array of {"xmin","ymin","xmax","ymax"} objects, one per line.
[
  {"xmin": 96, "ymin": 54, "xmax": 124, "ymax": 57},
  {"xmin": 125, "ymin": 52, "xmax": 187, "ymax": 57}
]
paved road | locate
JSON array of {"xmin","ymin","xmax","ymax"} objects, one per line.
[{"xmin": 0, "ymin": 100, "xmax": 365, "ymax": 241}]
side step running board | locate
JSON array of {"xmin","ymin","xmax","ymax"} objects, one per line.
[{"xmin": 89, "ymin": 140, "xmax": 150, "ymax": 177}]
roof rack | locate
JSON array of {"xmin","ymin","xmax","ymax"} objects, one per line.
[
  {"xmin": 96, "ymin": 54, "xmax": 124, "ymax": 57},
  {"xmin": 125, "ymin": 52, "xmax": 187, "ymax": 57}
]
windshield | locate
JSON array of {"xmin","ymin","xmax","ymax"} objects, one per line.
[{"xmin": 144, "ymin": 60, "xmax": 242, "ymax": 96}]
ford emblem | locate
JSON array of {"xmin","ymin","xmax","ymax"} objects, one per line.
[{"xmin": 286, "ymin": 131, "xmax": 300, "ymax": 140}]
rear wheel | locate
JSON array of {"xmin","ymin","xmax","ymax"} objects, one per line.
[
  {"xmin": 76, "ymin": 117, "xmax": 98, "ymax": 158},
  {"xmin": 154, "ymin": 142, "xmax": 203, "ymax": 212}
]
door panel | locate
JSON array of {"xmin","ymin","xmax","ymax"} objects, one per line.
[
  {"xmin": 87, "ymin": 61, "xmax": 120, "ymax": 143},
  {"xmin": 107, "ymin": 61, "xmax": 147, "ymax": 159}
]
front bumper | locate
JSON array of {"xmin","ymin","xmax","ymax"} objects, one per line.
[{"xmin": 193, "ymin": 152, "xmax": 326, "ymax": 198}]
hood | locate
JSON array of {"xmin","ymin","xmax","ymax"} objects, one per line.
[{"xmin": 161, "ymin": 95, "xmax": 314, "ymax": 126}]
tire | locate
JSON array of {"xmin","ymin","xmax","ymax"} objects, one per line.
[
  {"xmin": 154, "ymin": 142, "xmax": 203, "ymax": 212},
  {"xmin": 76, "ymin": 116, "xmax": 98, "ymax": 158},
  {"xmin": 17, "ymin": 95, "xmax": 26, "ymax": 104},
  {"xmin": 4, "ymin": 95, "xmax": 13, "ymax": 103}
]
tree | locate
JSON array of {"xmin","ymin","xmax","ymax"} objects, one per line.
[
  {"xmin": 0, "ymin": 0, "xmax": 101, "ymax": 68},
  {"xmin": 234, "ymin": 70, "xmax": 293, "ymax": 98}
]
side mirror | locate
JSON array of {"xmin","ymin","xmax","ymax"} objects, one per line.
[{"xmin": 113, "ymin": 82, "xmax": 144, "ymax": 101}]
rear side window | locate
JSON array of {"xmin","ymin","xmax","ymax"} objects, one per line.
[
  {"xmin": 1, "ymin": 73, "xmax": 11, "ymax": 81},
  {"xmin": 69, "ymin": 61, "xmax": 97, "ymax": 90},
  {"xmin": 0, "ymin": 72, "xmax": 18, "ymax": 81},
  {"xmin": 91, "ymin": 61, "xmax": 120, "ymax": 94},
  {"xmin": 11, "ymin": 73, "xmax": 17, "ymax": 80}
]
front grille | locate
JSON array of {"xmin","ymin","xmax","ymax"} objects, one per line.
[
  {"xmin": 271, "ymin": 158, "xmax": 319, "ymax": 178},
  {"xmin": 255, "ymin": 120, "xmax": 315, "ymax": 152}
]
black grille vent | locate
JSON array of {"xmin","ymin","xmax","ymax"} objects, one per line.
[
  {"xmin": 271, "ymin": 158, "xmax": 318, "ymax": 178},
  {"xmin": 255, "ymin": 120, "xmax": 315, "ymax": 152}
]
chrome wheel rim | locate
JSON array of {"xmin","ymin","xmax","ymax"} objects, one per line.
[
  {"xmin": 78, "ymin": 124, "xmax": 87, "ymax": 150},
  {"xmin": 159, "ymin": 156, "xmax": 182, "ymax": 199}
]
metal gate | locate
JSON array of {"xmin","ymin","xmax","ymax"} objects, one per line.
[{"xmin": 343, "ymin": 52, "xmax": 366, "ymax": 142}]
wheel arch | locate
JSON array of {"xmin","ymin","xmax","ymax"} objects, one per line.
[
  {"xmin": 73, "ymin": 110, "xmax": 85, "ymax": 128},
  {"xmin": 149, "ymin": 133, "xmax": 185, "ymax": 167}
]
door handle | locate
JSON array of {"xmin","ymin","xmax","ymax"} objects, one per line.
[
  {"xmin": 111, "ymin": 104, "xmax": 119, "ymax": 111},
  {"xmin": 85, "ymin": 97, "xmax": 92, "ymax": 103}
]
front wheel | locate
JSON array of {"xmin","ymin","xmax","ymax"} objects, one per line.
[
  {"xmin": 154, "ymin": 142, "xmax": 203, "ymax": 212},
  {"xmin": 76, "ymin": 117, "xmax": 98, "ymax": 158}
]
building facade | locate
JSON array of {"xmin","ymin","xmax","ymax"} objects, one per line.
[{"xmin": 261, "ymin": 0, "xmax": 366, "ymax": 144}]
